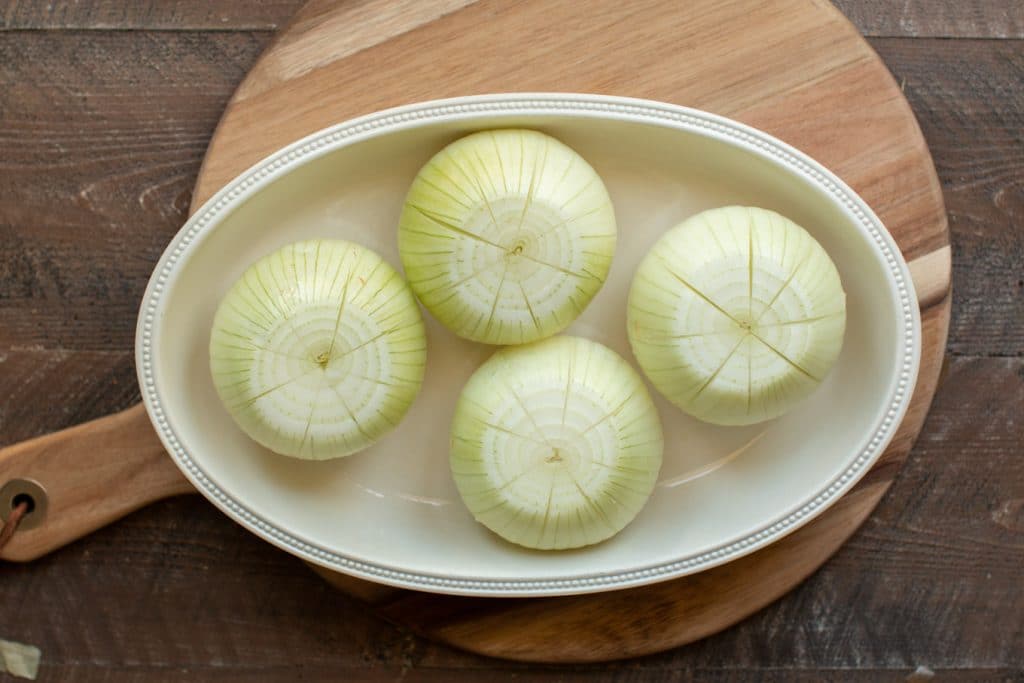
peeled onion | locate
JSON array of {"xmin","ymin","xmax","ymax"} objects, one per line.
[
  {"xmin": 628, "ymin": 206, "xmax": 846, "ymax": 425},
  {"xmin": 209, "ymin": 239, "xmax": 426, "ymax": 459},
  {"xmin": 450, "ymin": 335, "xmax": 663, "ymax": 549},
  {"xmin": 398, "ymin": 129, "xmax": 617, "ymax": 345}
]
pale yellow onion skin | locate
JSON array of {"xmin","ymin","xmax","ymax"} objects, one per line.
[
  {"xmin": 209, "ymin": 239, "xmax": 426, "ymax": 459},
  {"xmin": 628, "ymin": 206, "xmax": 846, "ymax": 425},
  {"xmin": 451, "ymin": 336, "xmax": 663, "ymax": 550},
  {"xmin": 399, "ymin": 129, "xmax": 617, "ymax": 345}
]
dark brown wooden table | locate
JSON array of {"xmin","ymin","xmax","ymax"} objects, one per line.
[{"xmin": 1, "ymin": 2, "xmax": 1021, "ymax": 680}]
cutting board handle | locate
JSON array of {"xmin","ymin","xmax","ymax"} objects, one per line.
[{"xmin": 0, "ymin": 403, "xmax": 192, "ymax": 562}]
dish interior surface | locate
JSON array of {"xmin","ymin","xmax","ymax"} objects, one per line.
[{"xmin": 145, "ymin": 100, "xmax": 916, "ymax": 595}]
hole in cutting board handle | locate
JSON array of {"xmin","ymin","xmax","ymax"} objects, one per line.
[
  {"xmin": 12, "ymin": 493, "xmax": 35, "ymax": 515},
  {"xmin": 1, "ymin": 479, "xmax": 48, "ymax": 531}
]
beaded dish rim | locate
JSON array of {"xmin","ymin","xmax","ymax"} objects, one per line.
[{"xmin": 136, "ymin": 93, "xmax": 921, "ymax": 596}]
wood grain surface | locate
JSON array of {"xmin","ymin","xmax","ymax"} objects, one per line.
[
  {"xmin": 831, "ymin": 0, "xmax": 1024, "ymax": 38},
  {"xmin": 0, "ymin": 0, "xmax": 951, "ymax": 590},
  {"xmin": 190, "ymin": 0, "xmax": 953, "ymax": 663},
  {"xmin": 0, "ymin": 0, "xmax": 1021, "ymax": 680}
]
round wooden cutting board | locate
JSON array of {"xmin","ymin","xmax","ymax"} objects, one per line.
[
  {"xmin": 187, "ymin": 0, "xmax": 951, "ymax": 663},
  {"xmin": 0, "ymin": 0, "xmax": 950, "ymax": 666}
]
